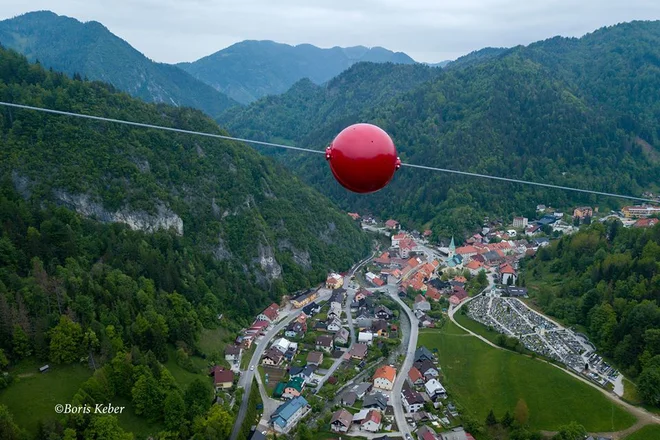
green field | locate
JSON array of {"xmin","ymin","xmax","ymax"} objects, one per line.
[
  {"xmin": 164, "ymin": 347, "xmax": 211, "ymax": 389},
  {"xmin": 0, "ymin": 361, "xmax": 92, "ymax": 436},
  {"xmin": 197, "ymin": 327, "xmax": 231, "ymax": 357},
  {"xmin": 623, "ymin": 425, "xmax": 660, "ymax": 440},
  {"xmin": 419, "ymin": 321, "xmax": 637, "ymax": 431}
]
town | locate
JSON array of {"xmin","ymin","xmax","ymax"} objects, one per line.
[{"xmin": 224, "ymin": 203, "xmax": 656, "ymax": 440}]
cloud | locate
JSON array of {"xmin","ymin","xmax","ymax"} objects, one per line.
[{"xmin": 1, "ymin": 0, "xmax": 659, "ymax": 63}]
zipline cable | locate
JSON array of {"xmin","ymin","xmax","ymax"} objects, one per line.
[{"xmin": 1, "ymin": 100, "xmax": 658, "ymax": 205}]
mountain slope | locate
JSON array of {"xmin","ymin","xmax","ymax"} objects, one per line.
[
  {"xmin": 221, "ymin": 21, "xmax": 660, "ymax": 238},
  {"xmin": 178, "ymin": 40, "xmax": 417, "ymax": 104},
  {"xmin": 0, "ymin": 46, "xmax": 370, "ymax": 315},
  {"xmin": 218, "ymin": 62, "xmax": 442, "ymax": 146},
  {"xmin": 0, "ymin": 11, "xmax": 239, "ymax": 117}
]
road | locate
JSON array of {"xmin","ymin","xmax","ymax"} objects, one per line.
[
  {"xmin": 230, "ymin": 252, "xmax": 374, "ymax": 440},
  {"xmin": 448, "ymin": 294, "xmax": 660, "ymax": 438},
  {"xmin": 382, "ymin": 283, "xmax": 418, "ymax": 438},
  {"xmin": 314, "ymin": 252, "xmax": 375, "ymax": 392}
]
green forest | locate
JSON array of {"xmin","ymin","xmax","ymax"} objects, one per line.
[
  {"xmin": 222, "ymin": 21, "xmax": 660, "ymax": 239},
  {"xmin": 0, "ymin": 45, "xmax": 371, "ymax": 438},
  {"xmin": 522, "ymin": 221, "xmax": 660, "ymax": 407}
]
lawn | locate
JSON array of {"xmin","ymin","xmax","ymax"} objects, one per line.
[
  {"xmin": 418, "ymin": 321, "xmax": 637, "ymax": 432},
  {"xmin": 623, "ymin": 425, "xmax": 660, "ymax": 440},
  {"xmin": 623, "ymin": 378, "xmax": 642, "ymax": 405},
  {"xmin": 0, "ymin": 360, "xmax": 92, "ymax": 436},
  {"xmin": 164, "ymin": 347, "xmax": 210, "ymax": 390},
  {"xmin": 197, "ymin": 327, "xmax": 230, "ymax": 357},
  {"xmin": 453, "ymin": 312, "xmax": 535, "ymax": 356}
]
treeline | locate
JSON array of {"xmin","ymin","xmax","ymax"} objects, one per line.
[{"xmin": 522, "ymin": 221, "xmax": 660, "ymax": 406}]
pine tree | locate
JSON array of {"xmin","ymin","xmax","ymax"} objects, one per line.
[{"xmin": 486, "ymin": 409, "xmax": 497, "ymax": 425}]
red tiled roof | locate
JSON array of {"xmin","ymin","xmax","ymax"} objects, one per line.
[
  {"xmin": 373, "ymin": 365, "xmax": 396, "ymax": 382},
  {"xmin": 385, "ymin": 219, "xmax": 399, "ymax": 228},
  {"xmin": 261, "ymin": 303, "xmax": 279, "ymax": 320},
  {"xmin": 456, "ymin": 245, "xmax": 478, "ymax": 255},
  {"xmin": 373, "ymin": 278, "xmax": 385, "ymax": 286},
  {"xmin": 408, "ymin": 367, "xmax": 424, "ymax": 382},
  {"xmin": 211, "ymin": 366, "xmax": 234, "ymax": 385},
  {"xmin": 362, "ymin": 409, "xmax": 382, "ymax": 425},
  {"xmin": 500, "ymin": 263, "xmax": 516, "ymax": 274}
]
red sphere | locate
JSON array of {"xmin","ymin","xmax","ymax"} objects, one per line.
[{"xmin": 325, "ymin": 123, "xmax": 401, "ymax": 194}]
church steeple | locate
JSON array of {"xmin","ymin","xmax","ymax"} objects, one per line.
[{"xmin": 449, "ymin": 236, "xmax": 456, "ymax": 257}]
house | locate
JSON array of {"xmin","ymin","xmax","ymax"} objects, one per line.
[
  {"xmin": 326, "ymin": 317, "xmax": 342, "ymax": 332},
  {"xmin": 284, "ymin": 346, "xmax": 298, "ymax": 362},
  {"xmin": 328, "ymin": 303, "xmax": 343, "ymax": 320},
  {"xmin": 302, "ymin": 302, "xmax": 321, "ymax": 316},
  {"xmin": 483, "ymin": 250, "xmax": 504, "ymax": 265},
  {"xmin": 385, "ymin": 219, "xmax": 400, "ymax": 230},
  {"xmin": 371, "ymin": 320, "xmax": 389, "ymax": 337},
  {"xmin": 407, "ymin": 367, "xmax": 425, "ymax": 386},
  {"xmin": 622, "ymin": 205, "xmax": 660, "ymax": 218},
  {"xmin": 282, "ymin": 377, "xmax": 305, "ymax": 399},
  {"xmin": 399, "ymin": 239, "xmax": 417, "ymax": 258},
  {"xmin": 348, "ymin": 212, "xmax": 360, "ymax": 220},
  {"xmin": 355, "ymin": 289, "xmax": 370, "ymax": 301},
  {"xmin": 363, "ymin": 392, "xmax": 388, "ymax": 411},
  {"xmin": 224, "ymin": 345, "xmax": 242, "ymax": 363},
  {"xmin": 500, "ymin": 263, "xmax": 517, "ymax": 285},
  {"xmin": 375, "ymin": 251, "xmax": 392, "ymax": 265},
  {"xmin": 425, "ymin": 378, "xmax": 447, "ymax": 400},
  {"xmin": 513, "ymin": 217, "xmax": 528, "ymax": 228},
  {"xmin": 418, "ymin": 314, "xmax": 434, "ymax": 328},
  {"xmin": 326, "ymin": 273, "xmax": 344, "ymax": 289},
  {"xmin": 532, "ymin": 237, "xmax": 550, "ymax": 248},
  {"xmin": 415, "ymin": 346, "xmax": 435, "ymax": 363},
  {"xmin": 349, "ymin": 343, "xmax": 369, "ymax": 360},
  {"xmin": 465, "ymin": 260, "xmax": 484, "ymax": 275},
  {"xmin": 210, "ymin": 366, "xmax": 234, "ymax": 390},
  {"xmin": 262, "ymin": 347, "xmax": 284, "ymax": 366},
  {"xmin": 440, "ymin": 426, "xmax": 470, "ymax": 440},
  {"xmin": 360, "ymin": 409, "xmax": 383, "ymax": 432},
  {"xmin": 290, "ymin": 365, "xmax": 316, "ymax": 384},
  {"xmin": 414, "ymin": 294, "xmax": 431, "ymax": 311},
  {"xmin": 455, "ymin": 245, "xmax": 478, "ymax": 259},
  {"xmin": 417, "ymin": 425, "xmax": 438, "ymax": 440},
  {"xmin": 374, "ymin": 305, "xmax": 394, "ymax": 320},
  {"xmin": 335, "ymin": 328, "xmax": 350, "ymax": 345},
  {"xmin": 634, "ymin": 218, "xmax": 659, "ymax": 228},
  {"xmin": 285, "ymin": 321, "xmax": 307, "ymax": 339},
  {"xmin": 314, "ymin": 321, "xmax": 328, "ymax": 332},
  {"xmin": 271, "ymin": 396, "xmax": 310, "ymax": 433},
  {"xmin": 423, "ymin": 229, "xmax": 433, "ymax": 237},
  {"xmin": 315, "ymin": 335, "xmax": 334, "ymax": 352},
  {"xmin": 341, "ymin": 391, "xmax": 357, "ymax": 406},
  {"xmin": 245, "ymin": 320, "xmax": 269, "ymax": 336},
  {"xmin": 292, "ymin": 290, "xmax": 318, "ymax": 308},
  {"xmin": 525, "ymin": 224, "xmax": 543, "ymax": 236},
  {"xmin": 248, "ymin": 429, "xmax": 267, "ymax": 440},
  {"xmin": 449, "ymin": 287, "xmax": 468, "ymax": 306},
  {"xmin": 425, "ymin": 287, "xmax": 442, "ymax": 302},
  {"xmin": 350, "ymin": 382, "xmax": 373, "ymax": 399},
  {"xmin": 573, "ymin": 206, "xmax": 593, "ymax": 220},
  {"xmin": 272, "ymin": 337, "xmax": 292, "ymax": 354},
  {"xmin": 358, "ymin": 331, "xmax": 375, "ymax": 345},
  {"xmin": 330, "ymin": 409, "xmax": 353, "ymax": 432},
  {"xmin": 257, "ymin": 303, "xmax": 280, "ymax": 323},
  {"xmin": 402, "ymin": 384, "xmax": 425, "ymax": 413},
  {"xmin": 307, "ymin": 351, "xmax": 324, "ymax": 365},
  {"xmin": 373, "ymin": 365, "xmax": 397, "ymax": 391},
  {"xmin": 330, "ymin": 288, "xmax": 347, "ymax": 305},
  {"xmin": 414, "ymin": 360, "xmax": 439, "ymax": 378}
]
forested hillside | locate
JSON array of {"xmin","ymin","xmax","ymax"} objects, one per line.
[
  {"xmin": 0, "ymin": 45, "xmax": 372, "ymax": 436},
  {"xmin": 178, "ymin": 40, "xmax": 416, "ymax": 104},
  {"xmin": 0, "ymin": 11, "xmax": 239, "ymax": 118},
  {"xmin": 222, "ymin": 21, "xmax": 660, "ymax": 239},
  {"xmin": 522, "ymin": 221, "xmax": 660, "ymax": 407}
]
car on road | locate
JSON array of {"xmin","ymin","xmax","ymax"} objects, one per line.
[
  {"xmin": 249, "ymin": 365, "xmax": 255, "ymax": 371},
  {"xmin": 405, "ymin": 435, "xmax": 412, "ymax": 440}
]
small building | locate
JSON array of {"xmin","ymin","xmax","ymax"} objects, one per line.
[
  {"xmin": 257, "ymin": 303, "xmax": 280, "ymax": 323},
  {"xmin": 373, "ymin": 365, "xmax": 397, "ymax": 391},
  {"xmin": 210, "ymin": 366, "xmax": 234, "ymax": 390},
  {"xmin": 425, "ymin": 378, "xmax": 447, "ymax": 400},
  {"xmin": 271, "ymin": 337, "xmax": 292, "ymax": 354},
  {"xmin": 349, "ymin": 343, "xmax": 369, "ymax": 360},
  {"xmin": 407, "ymin": 367, "xmax": 425, "ymax": 386},
  {"xmin": 371, "ymin": 320, "xmax": 389, "ymax": 337},
  {"xmin": 360, "ymin": 409, "xmax": 383, "ymax": 432},
  {"xmin": 326, "ymin": 317, "xmax": 342, "ymax": 332},
  {"xmin": 291, "ymin": 290, "xmax": 318, "ymax": 308},
  {"xmin": 262, "ymin": 347, "xmax": 284, "ymax": 366},
  {"xmin": 271, "ymin": 396, "xmax": 310, "ymax": 433},
  {"xmin": 326, "ymin": 273, "xmax": 344, "ymax": 289},
  {"xmin": 341, "ymin": 391, "xmax": 357, "ymax": 406},
  {"xmin": 513, "ymin": 217, "xmax": 528, "ymax": 228},
  {"xmin": 330, "ymin": 408, "xmax": 353, "ymax": 432},
  {"xmin": 334, "ymin": 328, "xmax": 350, "ymax": 345},
  {"xmin": 358, "ymin": 331, "xmax": 375, "ymax": 345},
  {"xmin": 315, "ymin": 335, "xmax": 334, "ymax": 353},
  {"xmin": 302, "ymin": 302, "xmax": 321, "ymax": 316},
  {"xmin": 414, "ymin": 360, "xmax": 439, "ymax": 378},
  {"xmin": 440, "ymin": 426, "xmax": 470, "ymax": 440},
  {"xmin": 414, "ymin": 295, "xmax": 431, "ymax": 311},
  {"xmin": 363, "ymin": 392, "xmax": 388, "ymax": 411},
  {"xmin": 414, "ymin": 346, "xmax": 435, "ymax": 363},
  {"xmin": 402, "ymin": 384, "xmax": 424, "ymax": 413},
  {"xmin": 307, "ymin": 351, "xmax": 324, "ymax": 365},
  {"xmin": 385, "ymin": 219, "xmax": 400, "ymax": 230},
  {"xmin": 282, "ymin": 377, "xmax": 305, "ymax": 399},
  {"xmin": 224, "ymin": 345, "xmax": 242, "ymax": 362},
  {"xmin": 374, "ymin": 305, "xmax": 394, "ymax": 320}
]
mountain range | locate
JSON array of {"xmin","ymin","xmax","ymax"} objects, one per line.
[
  {"xmin": 220, "ymin": 21, "xmax": 660, "ymax": 238},
  {"xmin": 178, "ymin": 40, "xmax": 416, "ymax": 104}
]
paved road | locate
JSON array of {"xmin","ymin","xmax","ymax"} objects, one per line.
[
  {"xmin": 448, "ymin": 294, "xmax": 660, "ymax": 438},
  {"xmin": 230, "ymin": 253, "xmax": 374, "ymax": 439},
  {"xmin": 383, "ymin": 284, "xmax": 418, "ymax": 438}
]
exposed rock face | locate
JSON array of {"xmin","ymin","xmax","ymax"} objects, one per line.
[
  {"xmin": 253, "ymin": 242, "xmax": 282, "ymax": 285},
  {"xmin": 278, "ymin": 239, "xmax": 312, "ymax": 270},
  {"xmin": 53, "ymin": 190, "xmax": 184, "ymax": 235},
  {"xmin": 213, "ymin": 235, "xmax": 232, "ymax": 261}
]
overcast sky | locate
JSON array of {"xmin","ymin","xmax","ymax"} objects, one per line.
[{"xmin": 2, "ymin": 1, "xmax": 660, "ymax": 63}]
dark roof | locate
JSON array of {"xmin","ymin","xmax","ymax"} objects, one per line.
[
  {"xmin": 225, "ymin": 345, "xmax": 241, "ymax": 355},
  {"xmin": 414, "ymin": 346, "xmax": 434, "ymax": 362},
  {"xmin": 289, "ymin": 366, "xmax": 304, "ymax": 376},
  {"xmin": 316, "ymin": 335, "xmax": 334, "ymax": 347},
  {"xmin": 505, "ymin": 287, "xmax": 528, "ymax": 297},
  {"xmin": 363, "ymin": 392, "xmax": 388, "ymax": 410},
  {"xmin": 248, "ymin": 430, "xmax": 267, "ymax": 440},
  {"xmin": 210, "ymin": 366, "xmax": 234, "ymax": 384},
  {"xmin": 414, "ymin": 359, "xmax": 438, "ymax": 375},
  {"xmin": 402, "ymin": 384, "xmax": 424, "ymax": 405},
  {"xmin": 372, "ymin": 319, "xmax": 388, "ymax": 332},
  {"xmin": 429, "ymin": 279, "xmax": 451, "ymax": 290}
]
